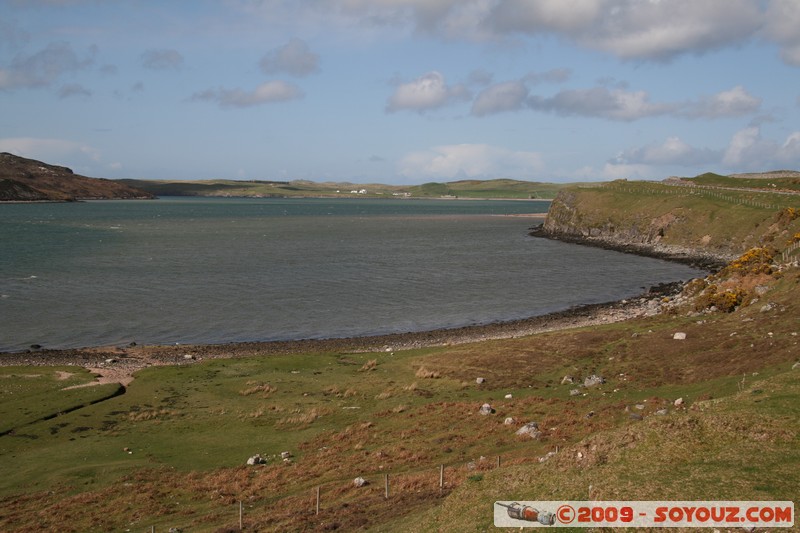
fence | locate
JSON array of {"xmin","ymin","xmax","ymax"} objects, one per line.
[{"xmin": 143, "ymin": 452, "xmax": 541, "ymax": 531}]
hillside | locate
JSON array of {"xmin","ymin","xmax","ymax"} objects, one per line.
[
  {"xmin": 119, "ymin": 177, "xmax": 568, "ymax": 199},
  {"xmin": 538, "ymin": 179, "xmax": 800, "ymax": 266},
  {"xmin": 1, "ymin": 173, "xmax": 799, "ymax": 531},
  {"xmin": 0, "ymin": 153, "xmax": 154, "ymax": 201}
]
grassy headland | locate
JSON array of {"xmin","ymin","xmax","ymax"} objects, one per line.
[
  {"xmin": 116, "ymin": 177, "xmax": 570, "ymax": 200},
  {"xmin": 1, "ymin": 175, "xmax": 799, "ymax": 532}
]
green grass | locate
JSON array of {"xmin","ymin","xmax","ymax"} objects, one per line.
[
  {"xmin": 2, "ymin": 251, "xmax": 800, "ymax": 530},
  {"xmin": 118, "ymin": 177, "xmax": 571, "ymax": 199}
]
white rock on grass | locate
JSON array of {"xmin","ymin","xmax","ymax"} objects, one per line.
[
  {"xmin": 673, "ymin": 332, "xmax": 687, "ymax": 340},
  {"xmin": 479, "ymin": 403, "xmax": 493, "ymax": 415}
]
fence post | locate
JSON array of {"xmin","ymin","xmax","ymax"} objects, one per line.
[
  {"xmin": 439, "ymin": 464, "xmax": 444, "ymax": 491},
  {"xmin": 385, "ymin": 474, "xmax": 390, "ymax": 499},
  {"xmin": 239, "ymin": 500, "xmax": 243, "ymax": 530},
  {"xmin": 496, "ymin": 456, "xmax": 501, "ymax": 468},
  {"xmin": 316, "ymin": 486, "xmax": 320, "ymax": 515}
]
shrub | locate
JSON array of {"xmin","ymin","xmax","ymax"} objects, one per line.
[
  {"xmin": 415, "ymin": 367, "xmax": 440, "ymax": 379},
  {"xmin": 694, "ymin": 284, "xmax": 746, "ymax": 313},
  {"xmin": 725, "ymin": 247, "xmax": 775, "ymax": 276}
]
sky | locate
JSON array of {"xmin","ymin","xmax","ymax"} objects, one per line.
[{"xmin": 1, "ymin": 0, "xmax": 799, "ymax": 184}]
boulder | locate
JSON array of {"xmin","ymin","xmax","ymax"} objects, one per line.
[
  {"xmin": 478, "ymin": 403, "xmax": 493, "ymax": 415},
  {"xmin": 673, "ymin": 332, "xmax": 687, "ymax": 340},
  {"xmin": 569, "ymin": 389, "xmax": 582, "ymax": 396},
  {"xmin": 674, "ymin": 397, "xmax": 684, "ymax": 407},
  {"xmin": 504, "ymin": 393, "xmax": 513, "ymax": 399},
  {"xmin": 515, "ymin": 422, "xmax": 542, "ymax": 439},
  {"xmin": 476, "ymin": 377, "xmax": 486, "ymax": 384},
  {"xmin": 280, "ymin": 451, "xmax": 292, "ymax": 459},
  {"xmin": 503, "ymin": 417, "xmax": 515, "ymax": 425},
  {"xmin": 654, "ymin": 408, "xmax": 669, "ymax": 416},
  {"xmin": 792, "ymin": 362, "xmax": 800, "ymax": 370},
  {"xmin": 560, "ymin": 375, "xmax": 575, "ymax": 385},
  {"xmin": 353, "ymin": 476, "xmax": 368, "ymax": 488},
  {"xmin": 584, "ymin": 374, "xmax": 605, "ymax": 388},
  {"xmin": 246, "ymin": 454, "xmax": 266, "ymax": 465}
]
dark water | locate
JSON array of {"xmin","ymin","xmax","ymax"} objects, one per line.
[{"xmin": 0, "ymin": 197, "xmax": 702, "ymax": 352}]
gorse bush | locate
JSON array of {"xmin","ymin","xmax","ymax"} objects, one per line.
[{"xmin": 725, "ymin": 247, "xmax": 775, "ymax": 276}]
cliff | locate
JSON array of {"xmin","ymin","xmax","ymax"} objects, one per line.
[
  {"xmin": 0, "ymin": 152, "xmax": 154, "ymax": 202},
  {"xmin": 536, "ymin": 181, "xmax": 800, "ymax": 268}
]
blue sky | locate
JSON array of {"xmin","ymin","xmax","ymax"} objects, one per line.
[{"xmin": 1, "ymin": 0, "xmax": 799, "ymax": 184}]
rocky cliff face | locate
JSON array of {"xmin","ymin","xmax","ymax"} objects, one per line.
[
  {"xmin": 0, "ymin": 152, "xmax": 154, "ymax": 201},
  {"xmin": 537, "ymin": 188, "xmax": 748, "ymax": 268}
]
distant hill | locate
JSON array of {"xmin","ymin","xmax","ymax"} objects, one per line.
[
  {"xmin": 119, "ymin": 177, "xmax": 569, "ymax": 200},
  {"xmin": 0, "ymin": 153, "xmax": 154, "ymax": 202}
]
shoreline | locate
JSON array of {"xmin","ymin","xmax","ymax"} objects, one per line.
[
  {"xmin": 0, "ymin": 281, "xmax": 685, "ymax": 386},
  {"xmin": 527, "ymin": 225, "xmax": 729, "ymax": 271}
]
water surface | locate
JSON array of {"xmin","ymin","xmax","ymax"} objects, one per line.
[{"xmin": 0, "ymin": 197, "xmax": 702, "ymax": 352}]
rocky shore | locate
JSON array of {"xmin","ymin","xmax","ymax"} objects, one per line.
[
  {"xmin": 0, "ymin": 280, "xmax": 688, "ymax": 387},
  {"xmin": 528, "ymin": 223, "xmax": 728, "ymax": 271}
]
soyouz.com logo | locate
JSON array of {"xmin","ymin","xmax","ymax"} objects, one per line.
[{"xmin": 493, "ymin": 501, "xmax": 794, "ymax": 528}]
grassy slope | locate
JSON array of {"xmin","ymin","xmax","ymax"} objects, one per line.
[
  {"xmin": 1, "ymin": 261, "xmax": 799, "ymax": 531},
  {"xmin": 118, "ymin": 178, "xmax": 570, "ymax": 200},
  {"xmin": 546, "ymin": 181, "xmax": 800, "ymax": 260},
  {"xmin": 2, "ymin": 181, "xmax": 800, "ymax": 531}
]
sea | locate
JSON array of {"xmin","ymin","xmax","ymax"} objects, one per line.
[{"xmin": 0, "ymin": 197, "xmax": 704, "ymax": 353}]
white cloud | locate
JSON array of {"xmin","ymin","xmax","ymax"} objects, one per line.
[
  {"xmin": 232, "ymin": 1, "xmax": 800, "ymax": 65},
  {"xmin": 763, "ymin": 0, "xmax": 800, "ymax": 66},
  {"xmin": 614, "ymin": 137, "xmax": 721, "ymax": 167},
  {"xmin": 486, "ymin": 0, "xmax": 762, "ymax": 61},
  {"xmin": 191, "ymin": 80, "xmax": 304, "ymax": 108},
  {"xmin": 0, "ymin": 41, "xmax": 93, "ymax": 90},
  {"xmin": 386, "ymin": 71, "xmax": 469, "ymax": 113},
  {"xmin": 722, "ymin": 126, "xmax": 800, "ymax": 170},
  {"xmin": 140, "ymin": 48, "xmax": 184, "ymax": 70},
  {"xmin": 682, "ymin": 86, "xmax": 761, "ymax": 119},
  {"xmin": 528, "ymin": 86, "xmax": 673, "ymax": 121},
  {"xmin": 58, "ymin": 83, "xmax": 91, "ymax": 99},
  {"xmin": 259, "ymin": 38, "xmax": 319, "ymax": 77},
  {"xmin": 398, "ymin": 143, "xmax": 543, "ymax": 180},
  {"xmin": 471, "ymin": 80, "xmax": 528, "ymax": 116}
]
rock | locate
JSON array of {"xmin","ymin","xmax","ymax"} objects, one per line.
[
  {"xmin": 754, "ymin": 285, "xmax": 769, "ymax": 296},
  {"xmin": 792, "ymin": 362, "xmax": 800, "ymax": 370},
  {"xmin": 539, "ymin": 451, "xmax": 557, "ymax": 463},
  {"xmin": 584, "ymin": 374, "xmax": 605, "ymax": 387},
  {"xmin": 29, "ymin": 344, "xmax": 42, "ymax": 350},
  {"xmin": 674, "ymin": 397, "xmax": 684, "ymax": 407},
  {"xmin": 503, "ymin": 417, "xmax": 515, "ymax": 425},
  {"xmin": 569, "ymin": 389, "xmax": 582, "ymax": 396},
  {"xmin": 105, "ymin": 358, "xmax": 117, "ymax": 364},
  {"xmin": 183, "ymin": 354, "xmax": 195, "ymax": 360},
  {"xmin": 635, "ymin": 404, "xmax": 645, "ymax": 410},
  {"xmin": 169, "ymin": 528, "xmax": 182, "ymax": 533},
  {"xmin": 476, "ymin": 377, "xmax": 486, "ymax": 384},
  {"xmin": 560, "ymin": 375, "xmax": 575, "ymax": 385},
  {"xmin": 654, "ymin": 408, "xmax": 669, "ymax": 416},
  {"xmin": 760, "ymin": 303, "xmax": 776, "ymax": 313},
  {"xmin": 280, "ymin": 451, "xmax": 292, "ymax": 459},
  {"xmin": 504, "ymin": 393, "xmax": 513, "ymax": 399},
  {"xmin": 629, "ymin": 413, "xmax": 643, "ymax": 421},
  {"xmin": 478, "ymin": 403, "xmax": 493, "ymax": 415},
  {"xmin": 673, "ymin": 332, "xmax": 687, "ymax": 340},
  {"xmin": 585, "ymin": 411, "xmax": 595, "ymax": 419},
  {"xmin": 246, "ymin": 454, "xmax": 266, "ymax": 465},
  {"xmin": 353, "ymin": 476, "xmax": 368, "ymax": 488},
  {"xmin": 515, "ymin": 422, "xmax": 542, "ymax": 439}
]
